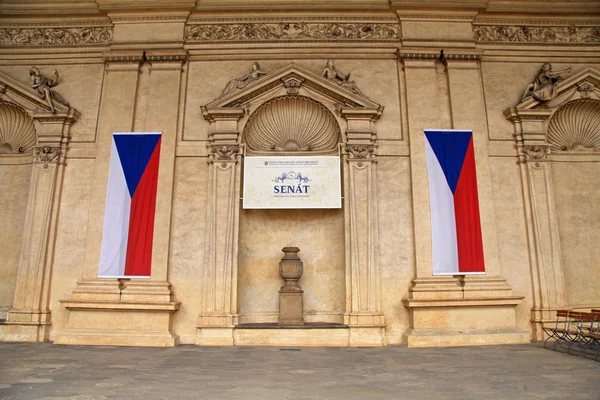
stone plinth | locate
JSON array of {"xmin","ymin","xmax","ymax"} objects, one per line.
[
  {"xmin": 403, "ymin": 276, "xmax": 530, "ymax": 347},
  {"xmin": 278, "ymin": 247, "xmax": 305, "ymax": 326}
]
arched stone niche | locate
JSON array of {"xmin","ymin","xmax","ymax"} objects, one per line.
[
  {"xmin": 505, "ymin": 67, "xmax": 600, "ymax": 340},
  {"xmin": 0, "ymin": 70, "xmax": 80, "ymax": 342},
  {"xmin": 197, "ymin": 63, "xmax": 386, "ymax": 346}
]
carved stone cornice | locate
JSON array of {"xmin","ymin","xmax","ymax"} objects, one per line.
[
  {"xmin": 103, "ymin": 51, "xmax": 144, "ymax": 64},
  {"xmin": 210, "ymin": 144, "xmax": 240, "ymax": 161},
  {"xmin": 0, "ymin": 27, "xmax": 113, "ymax": 47},
  {"xmin": 185, "ymin": 22, "xmax": 400, "ymax": 42},
  {"xmin": 473, "ymin": 25, "xmax": 600, "ymax": 44},
  {"xmin": 145, "ymin": 52, "xmax": 188, "ymax": 64},
  {"xmin": 33, "ymin": 145, "xmax": 60, "ymax": 166}
]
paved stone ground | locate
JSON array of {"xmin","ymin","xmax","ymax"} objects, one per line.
[{"xmin": 0, "ymin": 342, "xmax": 598, "ymax": 400}]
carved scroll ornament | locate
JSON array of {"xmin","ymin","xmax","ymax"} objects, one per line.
[
  {"xmin": 186, "ymin": 23, "xmax": 400, "ymax": 42},
  {"xmin": 0, "ymin": 27, "xmax": 113, "ymax": 46}
]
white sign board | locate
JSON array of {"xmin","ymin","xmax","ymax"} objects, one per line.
[{"xmin": 243, "ymin": 156, "xmax": 341, "ymax": 209}]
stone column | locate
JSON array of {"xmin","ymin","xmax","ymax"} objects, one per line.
[
  {"xmin": 55, "ymin": 51, "xmax": 181, "ymax": 347},
  {"xmin": 401, "ymin": 54, "xmax": 528, "ymax": 347},
  {"xmin": 340, "ymin": 107, "xmax": 385, "ymax": 346},
  {"xmin": 506, "ymin": 108, "xmax": 566, "ymax": 340},
  {"xmin": 0, "ymin": 109, "xmax": 79, "ymax": 342},
  {"xmin": 196, "ymin": 108, "xmax": 245, "ymax": 345}
]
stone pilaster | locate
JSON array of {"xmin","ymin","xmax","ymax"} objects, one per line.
[
  {"xmin": 506, "ymin": 107, "xmax": 567, "ymax": 340},
  {"xmin": 196, "ymin": 108, "xmax": 245, "ymax": 345},
  {"xmin": 1, "ymin": 109, "xmax": 79, "ymax": 343},
  {"xmin": 340, "ymin": 107, "xmax": 385, "ymax": 346},
  {"xmin": 401, "ymin": 54, "xmax": 528, "ymax": 347},
  {"xmin": 54, "ymin": 51, "xmax": 182, "ymax": 347}
]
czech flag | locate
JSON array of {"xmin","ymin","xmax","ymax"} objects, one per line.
[
  {"xmin": 98, "ymin": 132, "xmax": 162, "ymax": 278},
  {"xmin": 424, "ymin": 129, "xmax": 485, "ymax": 275}
]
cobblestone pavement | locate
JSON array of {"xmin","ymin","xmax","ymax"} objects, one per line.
[{"xmin": 0, "ymin": 342, "xmax": 598, "ymax": 400}]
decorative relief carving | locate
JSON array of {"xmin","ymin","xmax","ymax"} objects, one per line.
[
  {"xmin": 346, "ymin": 144, "xmax": 376, "ymax": 160},
  {"xmin": 34, "ymin": 146, "xmax": 60, "ymax": 165},
  {"xmin": 523, "ymin": 145, "xmax": 550, "ymax": 162},
  {"xmin": 0, "ymin": 102, "xmax": 36, "ymax": 154},
  {"xmin": 474, "ymin": 25, "xmax": 600, "ymax": 43},
  {"xmin": 547, "ymin": 99, "xmax": 600, "ymax": 152},
  {"xmin": 0, "ymin": 27, "xmax": 113, "ymax": 46},
  {"xmin": 211, "ymin": 144, "xmax": 240, "ymax": 160},
  {"xmin": 185, "ymin": 23, "xmax": 400, "ymax": 42},
  {"xmin": 244, "ymin": 96, "xmax": 340, "ymax": 152},
  {"xmin": 282, "ymin": 76, "xmax": 304, "ymax": 95}
]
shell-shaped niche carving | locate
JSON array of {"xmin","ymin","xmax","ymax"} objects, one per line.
[
  {"xmin": 244, "ymin": 96, "xmax": 340, "ymax": 152},
  {"xmin": 0, "ymin": 102, "xmax": 36, "ymax": 154},
  {"xmin": 547, "ymin": 99, "xmax": 600, "ymax": 152}
]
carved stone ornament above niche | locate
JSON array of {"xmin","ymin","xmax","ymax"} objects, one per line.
[
  {"xmin": 473, "ymin": 25, "xmax": 600, "ymax": 44},
  {"xmin": 244, "ymin": 96, "xmax": 340, "ymax": 152},
  {"xmin": 0, "ymin": 102, "xmax": 36, "ymax": 154},
  {"xmin": 547, "ymin": 99, "xmax": 600, "ymax": 152},
  {"xmin": 0, "ymin": 27, "xmax": 113, "ymax": 46},
  {"xmin": 185, "ymin": 23, "xmax": 400, "ymax": 42}
]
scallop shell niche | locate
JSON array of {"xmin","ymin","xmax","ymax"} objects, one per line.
[
  {"xmin": 0, "ymin": 102, "xmax": 36, "ymax": 154},
  {"xmin": 547, "ymin": 99, "xmax": 600, "ymax": 152},
  {"xmin": 244, "ymin": 96, "xmax": 340, "ymax": 152}
]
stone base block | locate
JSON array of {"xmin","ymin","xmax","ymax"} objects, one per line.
[
  {"xmin": 55, "ymin": 299, "xmax": 180, "ymax": 347},
  {"xmin": 54, "ymin": 329, "xmax": 179, "ymax": 347},
  {"xmin": 0, "ymin": 323, "xmax": 49, "ymax": 342},
  {"xmin": 349, "ymin": 326, "xmax": 386, "ymax": 347},
  {"xmin": 234, "ymin": 326, "xmax": 350, "ymax": 346},
  {"xmin": 403, "ymin": 327, "xmax": 530, "ymax": 347},
  {"xmin": 196, "ymin": 327, "xmax": 235, "ymax": 346}
]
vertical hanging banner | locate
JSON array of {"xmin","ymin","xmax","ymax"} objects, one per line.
[
  {"xmin": 424, "ymin": 129, "xmax": 485, "ymax": 275},
  {"xmin": 98, "ymin": 132, "xmax": 162, "ymax": 278}
]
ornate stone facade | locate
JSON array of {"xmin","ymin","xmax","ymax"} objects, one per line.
[{"xmin": 0, "ymin": 0, "xmax": 599, "ymax": 349}]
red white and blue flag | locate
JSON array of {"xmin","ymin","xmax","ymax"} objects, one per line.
[
  {"xmin": 424, "ymin": 129, "xmax": 485, "ymax": 275},
  {"xmin": 98, "ymin": 132, "xmax": 162, "ymax": 278}
]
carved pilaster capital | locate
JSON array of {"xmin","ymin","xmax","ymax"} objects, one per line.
[
  {"xmin": 523, "ymin": 145, "xmax": 550, "ymax": 165},
  {"xmin": 346, "ymin": 144, "xmax": 377, "ymax": 164},
  {"xmin": 33, "ymin": 145, "xmax": 60, "ymax": 166},
  {"xmin": 210, "ymin": 144, "xmax": 240, "ymax": 161}
]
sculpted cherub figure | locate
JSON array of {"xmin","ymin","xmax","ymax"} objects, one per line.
[
  {"xmin": 29, "ymin": 67, "xmax": 68, "ymax": 113},
  {"xmin": 221, "ymin": 62, "xmax": 267, "ymax": 97},
  {"xmin": 521, "ymin": 63, "xmax": 572, "ymax": 102}
]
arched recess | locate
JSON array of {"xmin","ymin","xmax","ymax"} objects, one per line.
[
  {"xmin": 505, "ymin": 67, "xmax": 600, "ymax": 340},
  {"xmin": 239, "ymin": 94, "xmax": 343, "ymax": 325},
  {"xmin": 0, "ymin": 69, "xmax": 80, "ymax": 342},
  {"xmin": 0, "ymin": 101, "xmax": 36, "ymax": 319},
  {"xmin": 197, "ymin": 63, "xmax": 386, "ymax": 346}
]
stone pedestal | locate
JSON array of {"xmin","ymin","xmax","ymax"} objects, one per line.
[{"xmin": 278, "ymin": 247, "xmax": 305, "ymax": 326}]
